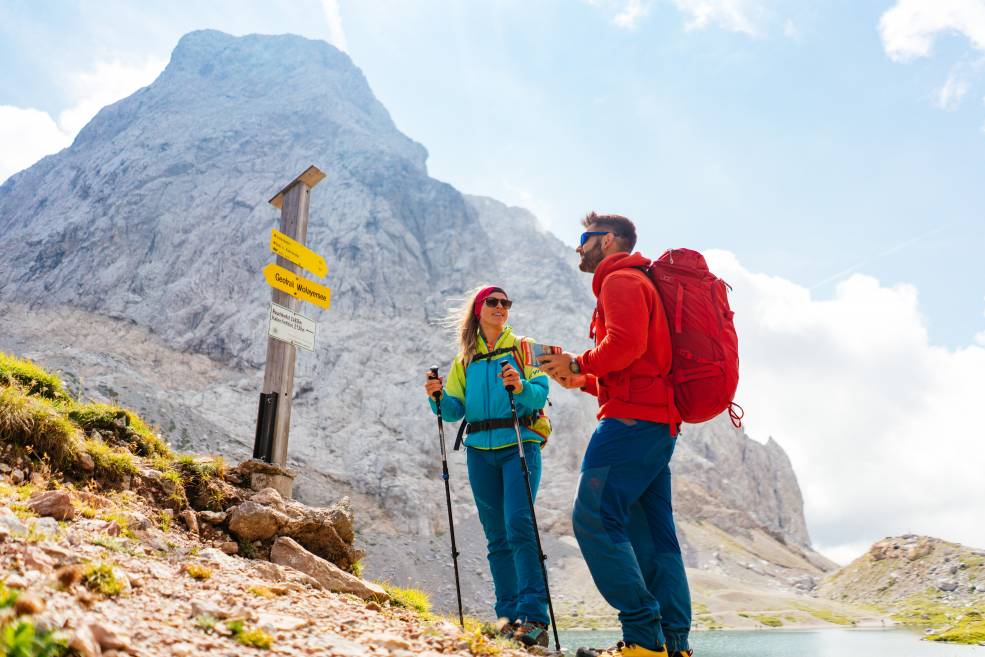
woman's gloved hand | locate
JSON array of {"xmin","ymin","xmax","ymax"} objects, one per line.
[
  {"xmin": 424, "ymin": 370, "xmax": 443, "ymax": 399},
  {"xmin": 499, "ymin": 363, "xmax": 523, "ymax": 394}
]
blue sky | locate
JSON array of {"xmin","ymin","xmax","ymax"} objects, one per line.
[
  {"xmin": 1, "ymin": 1, "xmax": 982, "ymax": 347},
  {"xmin": 2, "ymin": 0, "xmax": 985, "ymax": 560}
]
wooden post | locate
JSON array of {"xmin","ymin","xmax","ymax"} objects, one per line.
[{"xmin": 261, "ymin": 166, "xmax": 325, "ymax": 473}]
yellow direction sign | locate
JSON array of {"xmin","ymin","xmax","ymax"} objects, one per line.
[
  {"xmin": 262, "ymin": 263, "xmax": 331, "ymax": 309},
  {"xmin": 270, "ymin": 229, "xmax": 327, "ymax": 278}
]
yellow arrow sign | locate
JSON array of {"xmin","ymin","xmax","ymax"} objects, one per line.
[
  {"xmin": 270, "ymin": 229, "xmax": 327, "ymax": 278},
  {"xmin": 262, "ymin": 263, "xmax": 331, "ymax": 309}
]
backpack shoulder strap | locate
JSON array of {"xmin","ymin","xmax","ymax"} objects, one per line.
[{"xmin": 471, "ymin": 346, "xmax": 514, "ymax": 362}]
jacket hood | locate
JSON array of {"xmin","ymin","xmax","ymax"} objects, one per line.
[{"xmin": 592, "ymin": 251, "xmax": 651, "ymax": 297}]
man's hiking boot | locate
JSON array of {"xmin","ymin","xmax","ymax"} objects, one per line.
[
  {"xmin": 513, "ymin": 621, "xmax": 549, "ymax": 648},
  {"xmin": 575, "ymin": 641, "xmax": 670, "ymax": 657}
]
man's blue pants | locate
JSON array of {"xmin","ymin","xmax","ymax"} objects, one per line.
[
  {"xmin": 467, "ymin": 442, "xmax": 548, "ymax": 625},
  {"xmin": 572, "ymin": 419, "xmax": 691, "ymax": 653}
]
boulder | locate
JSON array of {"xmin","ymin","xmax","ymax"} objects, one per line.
[
  {"xmin": 251, "ymin": 487, "xmax": 286, "ymax": 513},
  {"xmin": 269, "ymin": 537, "xmax": 387, "ymax": 602},
  {"xmin": 27, "ymin": 490, "xmax": 75, "ymax": 521},
  {"xmin": 280, "ymin": 496, "xmax": 363, "ymax": 570},
  {"xmin": 227, "ymin": 501, "xmax": 288, "ymax": 542}
]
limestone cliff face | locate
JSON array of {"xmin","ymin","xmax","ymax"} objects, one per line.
[
  {"xmin": 0, "ymin": 30, "xmax": 814, "ymax": 573},
  {"xmin": 674, "ymin": 417, "xmax": 811, "ymax": 548}
]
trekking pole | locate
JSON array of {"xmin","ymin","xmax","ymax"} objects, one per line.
[
  {"xmin": 499, "ymin": 360, "xmax": 561, "ymax": 651},
  {"xmin": 429, "ymin": 366, "xmax": 465, "ymax": 628}
]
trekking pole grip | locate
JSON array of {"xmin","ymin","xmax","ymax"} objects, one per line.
[
  {"xmin": 429, "ymin": 366, "xmax": 441, "ymax": 400},
  {"xmin": 499, "ymin": 360, "xmax": 515, "ymax": 393}
]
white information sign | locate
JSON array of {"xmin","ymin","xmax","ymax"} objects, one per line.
[{"xmin": 268, "ymin": 302, "xmax": 316, "ymax": 352}]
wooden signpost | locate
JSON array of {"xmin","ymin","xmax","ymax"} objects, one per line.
[{"xmin": 254, "ymin": 165, "xmax": 330, "ymax": 495}]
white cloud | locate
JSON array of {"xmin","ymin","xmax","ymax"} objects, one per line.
[
  {"xmin": 598, "ymin": 0, "xmax": 769, "ymax": 35},
  {"xmin": 57, "ymin": 57, "xmax": 166, "ymax": 136},
  {"xmin": 705, "ymin": 250, "xmax": 985, "ymax": 560},
  {"xmin": 672, "ymin": 0, "xmax": 761, "ymax": 35},
  {"xmin": 880, "ymin": 0, "xmax": 985, "ymax": 62},
  {"xmin": 0, "ymin": 107, "xmax": 72, "ymax": 183},
  {"xmin": 320, "ymin": 0, "xmax": 349, "ymax": 52},
  {"xmin": 782, "ymin": 18, "xmax": 800, "ymax": 40},
  {"xmin": 614, "ymin": 0, "xmax": 649, "ymax": 29},
  {"xmin": 937, "ymin": 67, "xmax": 971, "ymax": 109},
  {"xmin": 0, "ymin": 56, "xmax": 165, "ymax": 185}
]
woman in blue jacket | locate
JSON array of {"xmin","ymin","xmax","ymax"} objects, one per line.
[{"xmin": 424, "ymin": 285, "xmax": 551, "ymax": 647}]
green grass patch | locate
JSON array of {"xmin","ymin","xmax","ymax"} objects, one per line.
[
  {"xmin": 926, "ymin": 611, "xmax": 985, "ymax": 645},
  {"xmin": 891, "ymin": 589, "xmax": 957, "ymax": 627},
  {"xmin": 0, "ymin": 387, "xmax": 79, "ymax": 470},
  {"xmin": 0, "ymin": 619, "xmax": 68, "ymax": 657},
  {"xmin": 247, "ymin": 585, "xmax": 279, "ymax": 598},
  {"xmin": 82, "ymin": 563, "xmax": 124, "ymax": 597},
  {"xmin": 380, "ymin": 583, "xmax": 431, "ymax": 616},
  {"xmin": 82, "ymin": 437, "xmax": 137, "ymax": 482},
  {"xmin": 802, "ymin": 607, "xmax": 856, "ymax": 626},
  {"xmin": 755, "ymin": 615, "xmax": 783, "ymax": 627},
  {"xmin": 0, "ymin": 352, "xmax": 69, "ymax": 401},
  {"xmin": 225, "ymin": 619, "xmax": 273, "ymax": 650},
  {"xmin": 237, "ymin": 540, "xmax": 257, "ymax": 559},
  {"xmin": 67, "ymin": 402, "xmax": 170, "ymax": 458},
  {"xmin": 89, "ymin": 535, "xmax": 128, "ymax": 553},
  {"xmin": 174, "ymin": 455, "xmax": 227, "ymax": 511},
  {"xmin": 184, "ymin": 564, "xmax": 212, "ymax": 580},
  {"xmin": 0, "ymin": 581, "xmax": 21, "ymax": 609}
]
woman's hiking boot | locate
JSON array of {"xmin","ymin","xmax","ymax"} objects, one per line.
[
  {"xmin": 512, "ymin": 621, "xmax": 549, "ymax": 648},
  {"xmin": 574, "ymin": 642, "xmax": 670, "ymax": 656},
  {"xmin": 495, "ymin": 618, "xmax": 518, "ymax": 640}
]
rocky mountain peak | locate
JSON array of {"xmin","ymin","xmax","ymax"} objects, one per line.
[{"xmin": 1, "ymin": 30, "xmax": 826, "ymax": 613}]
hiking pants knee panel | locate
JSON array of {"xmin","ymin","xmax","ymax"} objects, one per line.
[
  {"xmin": 572, "ymin": 420, "xmax": 691, "ymax": 653},
  {"xmin": 467, "ymin": 443, "xmax": 548, "ymax": 625}
]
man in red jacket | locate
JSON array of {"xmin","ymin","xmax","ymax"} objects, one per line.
[{"xmin": 539, "ymin": 213, "xmax": 692, "ymax": 657}]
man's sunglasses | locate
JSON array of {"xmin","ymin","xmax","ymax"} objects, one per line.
[
  {"xmin": 579, "ymin": 230, "xmax": 611, "ymax": 247},
  {"xmin": 484, "ymin": 297, "xmax": 513, "ymax": 309}
]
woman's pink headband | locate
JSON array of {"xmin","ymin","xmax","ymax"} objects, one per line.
[{"xmin": 474, "ymin": 286, "xmax": 505, "ymax": 318}]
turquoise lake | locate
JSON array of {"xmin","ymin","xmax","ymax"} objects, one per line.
[{"xmin": 555, "ymin": 629, "xmax": 984, "ymax": 656}]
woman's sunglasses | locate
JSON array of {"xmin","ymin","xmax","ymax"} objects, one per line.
[{"xmin": 484, "ymin": 297, "xmax": 513, "ymax": 309}]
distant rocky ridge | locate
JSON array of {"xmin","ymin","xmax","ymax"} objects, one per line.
[
  {"xmin": 819, "ymin": 535, "xmax": 985, "ymax": 606},
  {"xmin": 1, "ymin": 30, "xmax": 828, "ymax": 614},
  {"xmin": 817, "ymin": 535, "xmax": 985, "ymax": 644}
]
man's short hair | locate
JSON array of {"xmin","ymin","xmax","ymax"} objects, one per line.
[{"xmin": 581, "ymin": 212, "xmax": 637, "ymax": 252}]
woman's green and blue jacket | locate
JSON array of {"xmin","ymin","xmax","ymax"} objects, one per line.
[{"xmin": 429, "ymin": 326, "xmax": 551, "ymax": 450}]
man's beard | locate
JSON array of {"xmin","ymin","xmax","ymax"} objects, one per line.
[{"xmin": 578, "ymin": 241, "xmax": 604, "ymax": 273}]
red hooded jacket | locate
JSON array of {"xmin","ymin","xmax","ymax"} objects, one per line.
[{"xmin": 576, "ymin": 251, "xmax": 681, "ymax": 431}]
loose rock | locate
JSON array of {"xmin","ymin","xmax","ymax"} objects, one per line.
[
  {"xmin": 269, "ymin": 536, "xmax": 387, "ymax": 603},
  {"xmin": 179, "ymin": 509, "xmax": 199, "ymax": 534},
  {"xmin": 27, "ymin": 490, "xmax": 75, "ymax": 521},
  {"xmin": 227, "ymin": 501, "xmax": 288, "ymax": 542}
]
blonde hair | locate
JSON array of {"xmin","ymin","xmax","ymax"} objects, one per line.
[{"xmin": 442, "ymin": 285, "xmax": 505, "ymax": 367}]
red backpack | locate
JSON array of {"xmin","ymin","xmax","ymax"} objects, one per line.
[{"xmin": 645, "ymin": 248, "xmax": 742, "ymax": 427}]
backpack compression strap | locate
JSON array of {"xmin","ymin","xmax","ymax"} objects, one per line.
[{"xmin": 453, "ymin": 415, "xmax": 538, "ymax": 451}]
